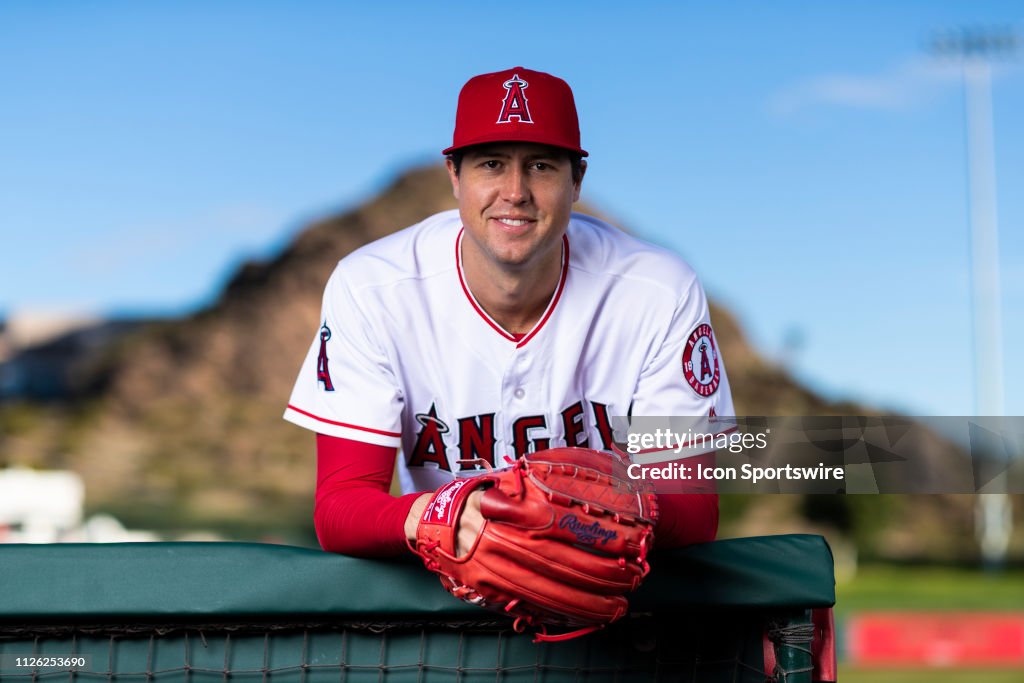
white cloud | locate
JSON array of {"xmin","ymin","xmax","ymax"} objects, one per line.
[
  {"xmin": 768, "ymin": 56, "xmax": 1019, "ymax": 116},
  {"xmin": 63, "ymin": 202, "xmax": 289, "ymax": 277},
  {"xmin": 67, "ymin": 229, "xmax": 181, "ymax": 277}
]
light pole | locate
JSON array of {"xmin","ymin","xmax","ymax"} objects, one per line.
[{"xmin": 931, "ymin": 27, "xmax": 1017, "ymax": 568}]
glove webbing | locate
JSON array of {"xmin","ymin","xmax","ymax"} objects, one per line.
[{"xmin": 520, "ymin": 458, "xmax": 657, "ymax": 575}]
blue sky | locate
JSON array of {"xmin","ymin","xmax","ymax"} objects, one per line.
[{"xmin": 1, "ymin": 1, "xmax": 1021, "ymax": 416}]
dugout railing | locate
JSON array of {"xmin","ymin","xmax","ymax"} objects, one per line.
[{"xmin": 0, "ymin": 534, "xmax": 836, "ymax": 682}]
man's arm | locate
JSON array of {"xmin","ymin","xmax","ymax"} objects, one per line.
[
  {"xmin": 627, "ymin": 274, "xmax": 732, "ymax": 549},
  {"xmin": 655, "ymin": 493, "xmax": 719, "ymax": 547},
  {"xmin": 648, "ymin": 450, "xmax": 719, "ymax": 547},
  {"xmin": 314, "ymin": 434, "xmax": 423, "ymax": 557},
  {"xmin": 316, "ymin": 434, "xmax": 485, "ymax": 557}
]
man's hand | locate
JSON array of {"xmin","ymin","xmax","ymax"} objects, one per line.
[
  {"xmin": 405, "ymin": 493, "xmax": 432, "ymax": 541},
  {"xmin": 405, "ymin": 489, "xmax": 484, "ymax": 556},
  {"xmin": 454, "ymin": 490, "xmax": 484, "ymax": 556}
]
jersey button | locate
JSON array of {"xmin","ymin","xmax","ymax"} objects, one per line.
[{"xmin": 513, "ymin": 387, "xmax": 526, "ymax": 399}]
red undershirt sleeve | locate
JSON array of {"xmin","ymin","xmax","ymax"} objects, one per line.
[
  {"xmin": 653, "ymin": 492, "xmax": 719, "ymax": 548},
  {"xmin": 314, "ymin": 433, "xmax": 423, "ymax": 557},
  {"xmin": 652, "ymin": 451, "xmax": 719, "ymax": 548}
]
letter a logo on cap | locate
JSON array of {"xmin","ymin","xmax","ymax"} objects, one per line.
[{"xmin": 496, "ymin": 73, "xmax": 533, "ymax": 124}]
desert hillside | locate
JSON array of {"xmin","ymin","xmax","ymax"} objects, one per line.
[{"xmin": 1, "ymin": 166, "xmax": 991, "ymax": 556}]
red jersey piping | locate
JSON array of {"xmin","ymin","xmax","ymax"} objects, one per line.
[
  {"xmin": 286, "ymin": 404, "xmax": 401, "ymax": 437},
  {"xmin": 455, "ymin": 229, "xmax": 570, "ymax": 349}
]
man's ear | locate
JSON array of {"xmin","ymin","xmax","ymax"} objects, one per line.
[
  {"xmin": 446, "ymin": 158, "xmax": 461, "ymax": 200},
  {"xmin": 573, "ymin": 159, "xmax": 587, "ymax": 202}
]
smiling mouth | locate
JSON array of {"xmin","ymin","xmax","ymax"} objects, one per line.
[{"xmin": 492, "ymin": 217, "xmax": 535, "ymax": 227}]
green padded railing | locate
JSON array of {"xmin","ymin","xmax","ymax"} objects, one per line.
[{"xmin": 0, "ymin": 534, "xmax": 835, "ymax": 683}]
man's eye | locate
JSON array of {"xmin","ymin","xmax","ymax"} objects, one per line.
[
  {"xmin": 532, "ymin": 162, "xmax": 553, "ymax": 171},
  {"xmin": 482, "ymin": 160, "xmax": 501, "ymax": 169}
]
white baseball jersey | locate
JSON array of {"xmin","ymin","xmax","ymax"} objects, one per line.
[{"xmin": 284, "ymin": 209, "xmax": 734, "ymax": 494}]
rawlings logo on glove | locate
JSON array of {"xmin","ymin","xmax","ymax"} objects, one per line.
[
  {"xmin": 559, "ymin": 514, "xmax": 618, "ymax": 546},
  {"xmin": 410, "ymin": 447, "xmax": 659, "ymax": 642}
]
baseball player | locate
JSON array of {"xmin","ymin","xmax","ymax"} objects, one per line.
[{"xmin": 284, "ymin": 66, "xmax": 734, "ymax": 558}]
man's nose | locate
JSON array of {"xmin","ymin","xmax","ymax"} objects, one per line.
[{"xmin": 500, "ymin": 167, "xmax": 530, "ymax": 203}]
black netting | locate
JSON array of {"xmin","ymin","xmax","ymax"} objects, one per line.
[{"xmin": 0, "ymin": 614, "xmax": 815, "ymax": 683}]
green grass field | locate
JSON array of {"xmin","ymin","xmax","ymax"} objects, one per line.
[
  {"xmin": 835, "ymin": 564, "xmax": 1024, "ymax": 681},
  {"xmin": 836, "ymin": 563, "xmax": 1024, "ymax": 616}
]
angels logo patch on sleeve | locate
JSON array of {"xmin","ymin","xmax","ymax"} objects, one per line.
[
  {"xmin": 316, "ymin": 322, "xmax": 335, "ymax": 391},
  {"xmin": 682, "ymin": 323, "xmax": 721, "ymax": 397}
]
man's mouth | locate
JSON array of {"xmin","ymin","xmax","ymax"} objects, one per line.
[{"xmin": 492, "ymin": 216, "xmax": 535, "ymax": 227}]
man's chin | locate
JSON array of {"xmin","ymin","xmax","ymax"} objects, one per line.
[
  {"xmin": 485, "ymin": 240, "xmax": 538, "ymax": 268},
  {"xmin": 491, "ymin": 253, "xmax": 534, "ymax": 270}
]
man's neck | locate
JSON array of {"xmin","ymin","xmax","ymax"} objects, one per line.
[{"xmin": 462, "ymin": 243, "xmax": 563, "ymax": 336}]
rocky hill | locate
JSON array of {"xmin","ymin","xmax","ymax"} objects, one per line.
[{"xmin": 1, "ymin": 165, "xmax": 999, "ymax": 556}]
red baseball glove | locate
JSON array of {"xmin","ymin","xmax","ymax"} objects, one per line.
[{"xmin": 410, "ymin": 447, "xmax": 659, "ymax": 642}]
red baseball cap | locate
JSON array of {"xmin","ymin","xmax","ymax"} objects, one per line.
[{"xmin": 443, "ymin": 67, "xmax": 588, "ymax": 157}]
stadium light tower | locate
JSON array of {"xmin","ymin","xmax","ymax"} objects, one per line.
[{"xmin": 930, "ymin": 27, "xmax": 1017, "ymax": 569}]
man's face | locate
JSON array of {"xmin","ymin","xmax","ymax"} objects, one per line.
[{"xmin": 447, "ymin": 143, "xmax": 584, "ymax": 273}]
